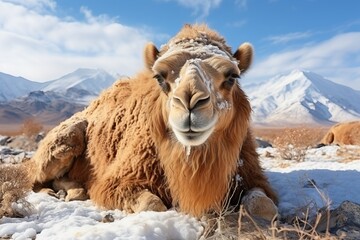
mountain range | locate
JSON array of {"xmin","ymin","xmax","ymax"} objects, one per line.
[
  {"xmin": 0, "ymin": 68, "xmax": 116, "ymax": 127},
  {"xmin": 0, "ymin": 72, "xmax": 47, "ymax": 102},
  {"xmin": 0, "ymin": 68, "xmax": 359, "ymax": 128},
  {"xmin": 244, "ymin": 69, "xmax": 360, "ymax": 126}
]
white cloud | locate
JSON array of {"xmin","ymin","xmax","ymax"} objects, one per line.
[
  {"xmin": 3, "ymin": 0, "xmax": 56, "ymax": 12},
  {"xmin": 165, "ymin": 0, "xmax": 222, "ymax": 19},
  {"xmin": 266, "ymin": 31, "xmax": 313, "ymax": 44},
  {"xmin": 246, "ymin": 32, "xmax": 360, "ymax": 90},
  {"xmin": 0, "ymin": 1, "xmax": 156, "ymax": 81},
  {"xmin": 235, "ymin": 0, "xmax": 247, "ymax": 9}
]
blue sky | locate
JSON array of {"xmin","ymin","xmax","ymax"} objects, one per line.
[{"xmin": 1, "ymin": 0, "xmax": 360, "ymax": 89}]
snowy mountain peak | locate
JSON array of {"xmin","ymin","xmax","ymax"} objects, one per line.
[
  {"xmin": 0, "ymin": 72, "xmax": 46, "ymax": 102},
  {"xmin": 246, "ymin": 70, "xmax": 360, "ymax": 126},
  {"xmin": 267, "ymin": 69, "xmax": 324, "ymax": 91},
  {"xmin": 42, "ymin": 68, "xmax": 116, "ymax": 96}
]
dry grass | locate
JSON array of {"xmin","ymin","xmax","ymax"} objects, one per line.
[
  {"xmin": 201, "ymin": 182, "xmax": 242, "ymax": 239},
  {"xmin": 269, "ymin": 182, "xmax": 336, "ymax": 240},
  {"xmin": 0, "ymin": 123, "xmax": 54, "ymax": 136},
  {"xmin": 201, "ymin": 205, "xmax": 338, "ymax": 239},
  {"xmin": 0, "ymin": 163, "xmax": 33, "ymax": 218},
  {"xmin": 200, "ymin": 177, "xmax": 340, "ymax": 240},
  {"xmin": 20, "ymin": 118, "xmax": 44, "ymax": 138},
  {"xmin": 254, "ymin": 126, "xmax": 329, "ymax": 162},
  {"xmin": 254, "ymin": 126, "xmax": 329, "ymax": 148},
  {"xmin": 237, "ymin": 206, "xmax": 337, "ymax": 239},
  {"xmin": 337, "ymin": 145, "xmax": 360, "ymax": 163}
]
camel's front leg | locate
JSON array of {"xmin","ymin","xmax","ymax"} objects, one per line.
[
  {"xmin": 88, "ymin": 174, "xmax": 168, "ymax": 213},
  {"xmin": 53, "ymin": 177, "xmax": 88, "ymax": 201},
  {"xmin": 132, "ymin": 190, "xmax": 167, "ymax": 212},
  {"xmin": 31, "ymin": 116, "xmax": 88, "ymax": 184}
]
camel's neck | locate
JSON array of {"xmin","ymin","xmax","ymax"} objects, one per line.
[
  {"xmin": 158, "ymin": 136, "xmax": 241, "ymax": 216},
  {"xmin": 149, "ymin": 86, "xmax": 250, "ymax": 216}
]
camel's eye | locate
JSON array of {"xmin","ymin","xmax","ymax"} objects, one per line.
[
  {"xmin": 154, "ymin": 73, "xmax": 170, "ymax": 93},
  {"xmin": 222, "ymin": 73, "xmax": 239, "ymax": 90},
  {"xmin": 154, "ymin": 74, "xmax": 164, "ymax": 84}
]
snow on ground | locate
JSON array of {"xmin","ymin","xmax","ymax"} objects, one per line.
[
  {"xmin": 259, "ymin": 145, "xmax": 360, "ymax": 218},
  {"xmin": 1, "ymin": 145, "xmax": 359, "ymax": 239},
  {"xmin": 0, "ymin": 193, "xmax": 202, "ymax": 240}
]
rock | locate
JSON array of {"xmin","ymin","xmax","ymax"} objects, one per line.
[
  {"xmin": 35, "ymin": 132, "xmax": 45, "ymax": 143},
  {"xmin": 0, "ymin": 146, "xmax": 33, "ymax": 164},
  {"xmin": 256, "ymin": 138, "xmax": 273, "ymax": 148},
  {"xmin": 13, "ymin": 152, "xmax": 26, "ymax": 163},
  {"xmin": 7, "ymin": 135, "xmax": 38, "ymax": 152},
  {"xmin": 102, "ymin": 214, "xmax": 115, "ymax": 223},
  {"xmin": 0, "ymin": 136, "xmax": 10, "ymax": 146},
  {"xmin": 315, "ymin": 143, "xmax": 326, "ymax": 148},
  {"xmin": 0, "ymin": 147, "xmax": 22, "ymax": 156},
  {"xmin": 316, "ymin": 201, "xmax": 360, "ymax": 239}
]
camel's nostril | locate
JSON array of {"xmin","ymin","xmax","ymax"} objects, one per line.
[
  {"xmin": 191, "ymin": 96, "xmax": 210, "ymax": 110},
  {"xmin": 173, "ymin": 93, "xmax": 210, "ymax": 110},
  {"xmin": 172, "ymin": 96, "xmax": 188, "ymax": 109}
]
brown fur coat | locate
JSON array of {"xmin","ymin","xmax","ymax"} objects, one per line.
[{"xmin": 31, "ymin": 24, "xmax": 277, "ymax": 217}]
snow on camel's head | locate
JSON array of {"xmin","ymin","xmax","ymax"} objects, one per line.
[{"xmin": 144, "ymin": 24, "xmax": 253, "ymax": 148}]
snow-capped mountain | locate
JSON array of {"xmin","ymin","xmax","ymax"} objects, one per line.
[
  {"xmin": 0, "ymin": 72, "xmax": 46, "ymax": 102},
  {"xmin": 245, "ymin": 69, "xmax": 360, "ymax": 126},
  {"xmin": 0, "ymin": 69, "xmax": 117, "ymax": 126},
  {"xmin": 7, "ymin": 91, "xmax": 85, "ymax": 125},
  {"xmin": 42, "ymin": 68, "xmax": 116, "ymax": 102}
]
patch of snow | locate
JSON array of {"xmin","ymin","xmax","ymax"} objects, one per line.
[
  {"xmin": 1, "ymin": 145, "xmax": 359, "ymax": 239},
  {"xmin": 259, "ymin": 145, "xmax": 360, "ymax": 217},
  {"xmin": 185, "ymin": 145, "xmax": 191, "ymax": 157},
  {"xmin": 217, "ymin": 100, "xmax": 230, "ymax": 110},
  {"xmin": 0, "ymin": 193, "xmax": 203, "ymax": 240}
]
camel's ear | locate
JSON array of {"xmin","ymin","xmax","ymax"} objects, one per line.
[
  {"xmin": 144, "ymin": 42, "xmax": 159, "ymax": 69},
  {"xmin": 233, "ymin": 43, "xmax": 253, "ymax": 74}
]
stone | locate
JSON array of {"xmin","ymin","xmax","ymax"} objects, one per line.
[
  {"xmin": 256, "ymin": 138, "xmax": 273, "ymax": 148},
  {"xmin": 316, "ymin": 201, "xmax": 360, "ymax": 239}
]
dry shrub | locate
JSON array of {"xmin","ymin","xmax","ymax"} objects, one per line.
[
  {"xmin": 0, "ymin": 163, "xmax": 33, "ymax": 218},
  {"xmin": 255, "ymin": 126, "xmax": 329, "ymax": 162},
  {"xmin": 270, "ymin": 210, "xmax": 337, "ymax": 240},
  {"xmin": 201, "ymin": 183, "xmax": 241, "ymax": 239},
  {"xmin": 21, "ymin": 118, "xmax": 43, "ymax": 138},
  {"xmin": 200, "ymin": 187, "xmax": 337, "ymax": 239},
  {"xmin": 337, "ymin": 145, "xmax": 360, "ymax": 163},
  {"xmin": 254, "ymin": 126, "xmax": 329, "ymax": 147},
  {"xmin": 237, "ymin": 179, "xmax": 336, "ymax": 240},
  {"xmin": 273, "ymin": 127, "xmax": 323, "ymax": 148},
  {"xmin": 278, "ymin": 145, "xmax": 307, "ymax": 162},
  {"xmin": 236, "ymin": 206, "xmax": 337, "ymax": 240},
  {"xmin": 269, "ymin": 191, "xmax": 336, "ymax": 240}
]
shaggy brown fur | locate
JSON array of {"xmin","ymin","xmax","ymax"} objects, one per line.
[
  {"xmin": 30, "ymin": 24, "xmax": 277, "ymax": 218},
  {"xmin": 320, "ymin": 121, "xmax": 360, "ymax": 146}
]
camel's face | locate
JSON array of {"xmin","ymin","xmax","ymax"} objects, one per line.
[
  {"xmin": 153, "ymin": 54, "xmax": 240, "ymax": 146},
  {"xmin": 145, "ymin": 35, "xmax": 253, "ymax": 147}
]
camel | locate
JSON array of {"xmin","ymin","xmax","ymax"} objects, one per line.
[
  {"xmin": 30, "ymin": 24, "xmax": 278, "ymax": 220},
  {"xmin": 320, "ymin": 121, "xmax": 360, "ymax": 146}
]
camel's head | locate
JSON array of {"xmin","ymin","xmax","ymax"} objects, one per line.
[{"xmin": 145, "ymin": 24, "xmax": 252, "ymax": 147}]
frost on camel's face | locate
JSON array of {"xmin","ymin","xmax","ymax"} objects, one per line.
[{"xmin": 145, "ymin": 30, "xmax": 253, "ymax": 147}]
